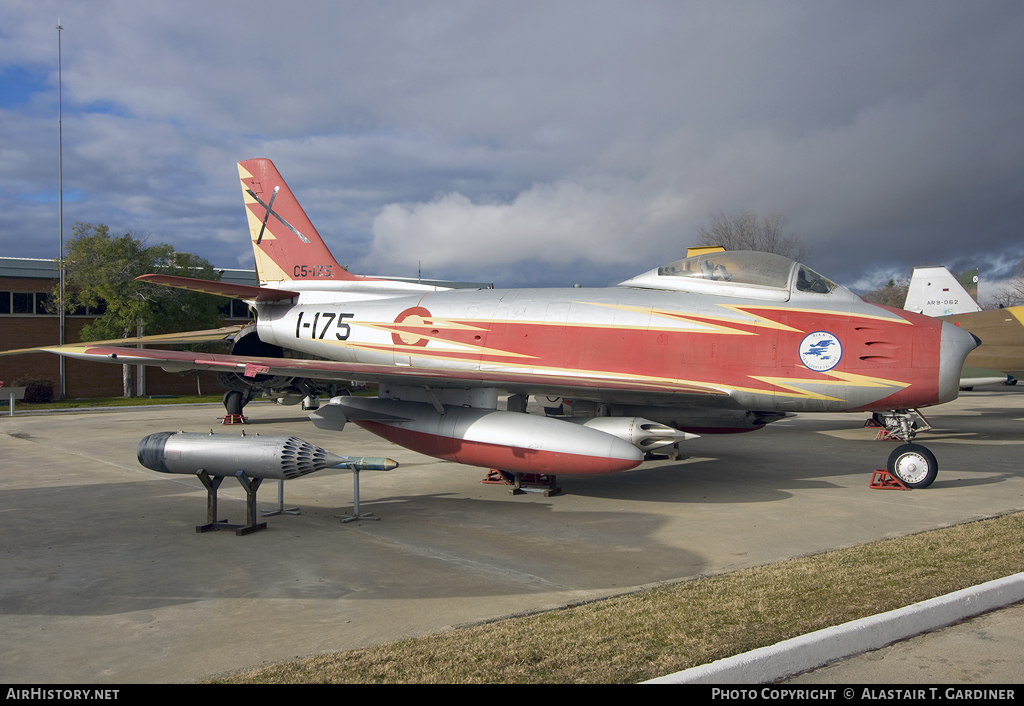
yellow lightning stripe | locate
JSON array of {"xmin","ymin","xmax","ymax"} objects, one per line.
[
  {"xmin": 357, "ymin": 341, "xmax": 846, "ymax": 401},
  {"xmin": 713, "ymin": 305, "xmax": 804, "ymax": 332},
  {"xmin": 239, "ymin": 163, "xmax": 274, "ymax": 242},
  {"xmin": 745, "ymin": 379, "xmax": 844, "ymax": 401},
  {"xmin": 735, "ymin": 304, "xmax": 912, "ymax": 325},
  {"xmin": 582, "ymin": 302, "xmax": 762, "ymax": 336},
  {"xmin": 478, "ymin": 361, "xmax": 730, "ymax": 394},
  {"xmin": 488, "ymin": 360, "xmax": 847, "ymax": 401},
  {"xmin": 325, "ymin": 338, "xmax": 538, "ymax": 360},
  {"xmin": 239, "ymin": 162, "xmax": 291, "ymax": 283},
  {"xmin": 823, "ymin": 369, "xmax": 911, "ymax": 389},
  {"xmin": 749, "ymin": 368, "xmax": 909, "ymax": 402}
]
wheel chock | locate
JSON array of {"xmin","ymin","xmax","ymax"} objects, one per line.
[
  {"xmin": 220, "ymin": 413, "xmax": 247, "ymax": 425},
  {"xmin": 864, "ymin": 418, "xmax": 896, "ymax": 441},
  {"xmin": 480, "ymin": 469, "xmax": 562, "ymax": 496},
  {"xmin": 870, "ymin": 469, "xmax": 910, "ymax": 490}
]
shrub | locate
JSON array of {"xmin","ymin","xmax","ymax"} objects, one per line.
[{"xmin": 11, "ymin": 375, "xmax": 55, "ymax": 404}]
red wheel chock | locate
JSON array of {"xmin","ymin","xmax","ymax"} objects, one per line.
[
  {"xmin": 870, "ymin": 470, "xmax": 910, "ymax": 490},
  {"xmin": 481, "ymin": 469, "xmax": 562, "ymax": 496},
  {"xmin": 864, "ymin": 417, "xmax": 897, "ymax": 441},
  {"xmin": 481, "ymin": 469, "xmax": 510, "ymax": 484},
  {"xmin": 220, "ymin": 413, "xmax": 247, "ymax": 425}
]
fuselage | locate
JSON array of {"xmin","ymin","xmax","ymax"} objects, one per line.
[{"xmin": 255, "ymin": 280, "xmax": 966, "ymax": 417}]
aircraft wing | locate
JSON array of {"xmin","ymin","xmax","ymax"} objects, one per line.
[
  {"xmin": 42, "ymin": 342, "xmax": 731, "ymax": 402},
  {"xmin": 0, "ymin": 325, "xmax": 244, "ymax": 357}
]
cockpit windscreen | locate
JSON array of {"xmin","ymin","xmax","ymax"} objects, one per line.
[{"xmin": 657, "ymin": 251, "xmax": 797, "ymax": 290}]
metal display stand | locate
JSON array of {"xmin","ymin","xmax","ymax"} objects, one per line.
[
  {"xmin": 336, "ymin": 469, "xmax": 379, "ymax": 523},
  {"xmin": 195, "ymin": 470, "xmax": 268, "ymax": 535},
  {"xmin": 262, "ymin": 479, "xmax": 301, "ymax": 517}
]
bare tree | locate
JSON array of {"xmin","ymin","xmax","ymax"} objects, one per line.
[
  {"xmin": 696, "ymin": 210, "xmax": 811, "ymax": 262},
  {"xmin": 862, "ymin": 277, "xmax": 909, "ymax": 308},
  {"xmin": 991, "ymin": 259, "xmax": 1024, "ymax": 308}
]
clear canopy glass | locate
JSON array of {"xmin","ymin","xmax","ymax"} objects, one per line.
[
  {"xmin": 622, "ymin": 250, "xmax": 839, "ymax": 297},
  {"xmin": 657, "ymin": 251, "xmax": 792, "ymax": 288}
]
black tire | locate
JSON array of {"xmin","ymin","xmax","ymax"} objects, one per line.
[
  {"xmin": 887, "ymin": 443, "xmax": 938, "ymax": 489},
  {"xmin": 223, "ymin": 390, "xmax": 243, "ymax": 415}
]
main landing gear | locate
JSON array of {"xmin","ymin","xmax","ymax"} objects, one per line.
[{"xmin": 868, "ymin": 409, "xmax": 938, "ymax": 489}]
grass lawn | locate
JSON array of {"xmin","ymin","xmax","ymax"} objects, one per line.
[{"xmin": 213, "ymin": 511, "xmax": 1024, "ymax": 684}]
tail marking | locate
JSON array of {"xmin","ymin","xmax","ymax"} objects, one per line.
[{"xmin": 247, "ymin": 185, "xmax": 311, "ymax": 245}]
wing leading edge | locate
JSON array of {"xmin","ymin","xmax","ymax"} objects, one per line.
[
  {"xmin": 46, "ymin": 343, "xmax": 731, "ymax": 403},
  {"xmin": 0, "ymin": 325, "xmax": 245, "ymax": 358}
]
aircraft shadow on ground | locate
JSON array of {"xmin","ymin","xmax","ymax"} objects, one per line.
[{"xmin": 0, "ymin": 481, "xmax": 713, "ymax": 616}]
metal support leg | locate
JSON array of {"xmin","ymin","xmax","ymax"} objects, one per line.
[
  {"xmin": 234, "ymin": 473, "xmax": 267, "ymax": 535},
  {"xmin": 337, "ymin": 469, "xmax": 379, "ymax": 523},
  {"xmin": 509, "ymin": 471, "xmax": 526, "ymax": 495},
  {"xmin": 262, "ymin": 479, "xmax": 301, "ymax": 517},
  {"xmin": 196, "ymin": 470, "xmax": 227, "ymax": 532},
  {"xmin": 195, "ymin": 470, "xmax": 267, "ymax": 535}
]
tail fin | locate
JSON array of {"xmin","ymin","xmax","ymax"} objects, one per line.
[
  {"xmin": 958, "ymin": 268, "xmax": 979, "ymax": 302},
  {"xmin": 238, "ymin": 158, "xmax": 360, "ymax": 285},
  {"xmin": 904, "ymin": 265, "xmax": 982, "ymax": 317}
]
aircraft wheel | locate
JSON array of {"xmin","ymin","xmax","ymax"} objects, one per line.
[
  {"xmin": 223, "ymin": 390, "xmax": 244, "ymax": 415},
  {"xmin": 887, "ymin": 444, "xmax": 938, "ymax": 489}
]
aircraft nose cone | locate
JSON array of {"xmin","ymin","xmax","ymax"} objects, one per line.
[{"xmin": 938, "ymin": 321, "xmax": 981, "ymax": 403}]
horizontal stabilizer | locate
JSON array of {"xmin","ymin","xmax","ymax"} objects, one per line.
[
  {"xmin": 0, "ymin": 325, "xmax": 243, "ymax": 357},
  {"xmin": 135, "ymin": 274, "xmax": 299, "ymax": 302}
]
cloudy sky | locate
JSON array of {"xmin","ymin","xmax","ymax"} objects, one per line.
[{"xmin": 2, "ymin": 1, "xmax": 1023, "ymax": 298}]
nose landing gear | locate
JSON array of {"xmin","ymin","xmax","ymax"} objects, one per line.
[
  {"xmin": 868, "ymin": 409, "xmax": 939, "ymax": 489},
  {"xmin": 886, "ymin": 443, "xmax": 938, "ymax": 489}
]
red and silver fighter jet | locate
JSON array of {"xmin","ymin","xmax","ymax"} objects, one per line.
[{"xmin": 41, "ymin": 158, "xmax": 979, "ymax": 488}]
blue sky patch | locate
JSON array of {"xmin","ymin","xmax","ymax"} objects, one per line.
[
  {"xmin": 0, "ymin": 66, "xmax": 50, "ymax": 108},
  {"xmin": 20, "ymin": 189, "xmax": 82, "ymax": 203}
]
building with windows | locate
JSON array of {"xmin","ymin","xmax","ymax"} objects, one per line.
[{"xmin": 1, "ymin": 257, "xmax": 254, "ymax": 398}]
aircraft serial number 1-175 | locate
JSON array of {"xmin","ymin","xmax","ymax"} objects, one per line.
[{"xmin": 32, "ymin": 158, "xmax": 979, "ymax": 488}]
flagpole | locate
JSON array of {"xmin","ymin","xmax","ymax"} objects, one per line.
[{"xmin": 57, "ymin": 20, "xmax": 66, "ymax": 399}]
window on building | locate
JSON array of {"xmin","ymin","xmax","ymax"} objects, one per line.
[{"xmin": 12, "ymin": 292, "xmax": 32, "ymax": 314}]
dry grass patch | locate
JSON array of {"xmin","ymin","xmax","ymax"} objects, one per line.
[{"xmin": 215, "ymin": 511, "xmax": 1024, "ymax": 684}]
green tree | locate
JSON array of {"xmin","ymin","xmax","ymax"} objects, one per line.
[{"xmin": 57, "ymin": 222, "xmax": 227, "ymax": 397}]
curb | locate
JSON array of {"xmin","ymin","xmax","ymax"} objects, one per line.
[{"xmin": 645, "ymin": 571, "xmax": 1024, "ymax": 684}]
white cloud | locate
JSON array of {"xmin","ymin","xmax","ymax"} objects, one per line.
[
  {"xmin": 2, "ymin": 1, "xmax": 1023, "ymax": 290},
  {"xmin": 366, "ymin": 178, "xmax": 685, "ymax": 272}
]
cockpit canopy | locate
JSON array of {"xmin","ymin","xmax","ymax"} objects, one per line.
[{"xmin": 617, "ymin": 251, "xmax": 838, "ymax": 301}]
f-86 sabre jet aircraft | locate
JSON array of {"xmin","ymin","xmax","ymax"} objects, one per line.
[{"xmin": 39, "ymin": 158, "xmax": 979, "ymax": 489}]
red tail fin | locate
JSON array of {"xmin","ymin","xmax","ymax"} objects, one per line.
[{"xmin": 238, "ymin": 158, "xmax": 359, "ymax": 284}]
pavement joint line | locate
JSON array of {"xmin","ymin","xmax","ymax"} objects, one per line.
[{"xmin": 644, "ymin": 571, "xmax": 1024, "ymax": 684}]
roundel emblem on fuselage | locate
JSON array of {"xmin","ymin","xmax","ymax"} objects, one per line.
[
  {"xmin": 798, "ymin": 331, "xmax": 842, "ymax": 372},
  {"xmin": 392, "ymin": 306, "xmax": 432, "ymax": 347}
]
